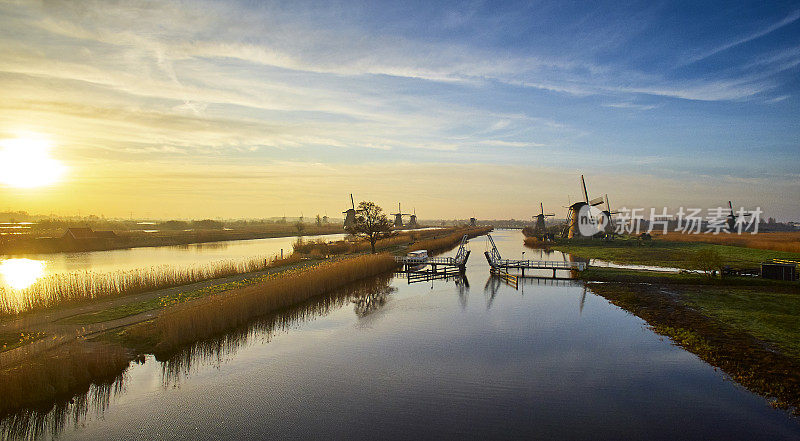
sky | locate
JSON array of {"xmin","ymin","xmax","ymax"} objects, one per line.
[{"xmin": 0, "ymin": 0, "xmax": 798, "ymax": 221}]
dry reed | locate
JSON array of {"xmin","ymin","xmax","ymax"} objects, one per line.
[
  {"xmin": 144, "ymin": 253, "xmax": 398, "ymax": 355},
  {"xmin": 655, "ymin": 231, "xmax": 800, "ymax": 253},
  {"xmin": 0, "ymin": 254, "xmax": 302, "ymax": 316},
  {"xmin": 523, "ymin": 236, "xmax": 551, "ymax": 249}
]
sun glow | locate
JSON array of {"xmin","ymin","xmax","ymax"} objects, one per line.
[
  {"xmin": 0, "ymin": 136, "xmax": 67, "ymax": 188},
  {"xmin": 0, "ymin": 258, "xmax": 46, "ymax": 290}
]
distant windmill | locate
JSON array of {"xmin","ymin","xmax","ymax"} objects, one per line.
[
  {"xmin": 343, "ymin": 194, "xmax": 358, "ymax": 230},
  {"xmin": 726, "ymin": 200, "xmax": 754, "ymax": 232},
  {"xmin": 391, "ymin": 203, "xmax": 412, "ymax": 228},
  {"xmin": 563, "ymin": 175, "xmax": 605, "ymax": 238},
  {"xmin": 600, "ymin": 194, "xmax": 619, "ymax": 235},
  {"xmin": 408, "ymin": 207, "xmax": 419, "ymax": 228},
  {"xmin": 534, "ymin": 202, "xmax": 555, "ymax": 234}
]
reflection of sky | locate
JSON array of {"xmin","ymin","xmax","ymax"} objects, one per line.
[
  {"xmin": 38, "ymin": 232, "xmax": 800, "ymax": 440},
  {"xmin": 1, "ymin": 1, "xmax": 798, "ymax": 219}
]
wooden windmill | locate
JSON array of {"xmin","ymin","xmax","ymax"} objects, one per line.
[
  {"xmin": 534, "ymin": 202, "xmax": 555, "ymax": 234},
  {"xmin": 408, "ymin": 207, "xmax": 419, "ymax": 228},
  {"xmin": 342, "ymin": 194, "xmax": 358, "ymax": 230},
  {"xmin": 726, "ymin": 200, "xmax": 754, "ymax": 232},
  {"xmin": 391, "ymin": 203, "xmax": 412, "ymax": 228},
  {"xmin": 600, "ymin": 194, "xmax": 619, "ymax": 235},
  {"xmin": 563, "ymin": 175, "xmax": 605, "ymax": 238}
]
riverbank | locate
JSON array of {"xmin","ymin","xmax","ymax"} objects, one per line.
[
  {"xmin": 554, "ymin": 238, "xmax": 800, "ymax": 270},
  {"xmin": 0, "ymin": 227, "xmax": 492, "ymax": 416},
  {"xmin": 0, "ymin": 225, "xmax": 349, "ymax": 255}
]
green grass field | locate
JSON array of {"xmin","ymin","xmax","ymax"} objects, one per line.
[
  {"xmin": 555, "ymin": 238, "xmax": 800, "ymax": 270},
  {"xmin": 680, "ymin": 286, "xmax": 800, "ymax": 360}
]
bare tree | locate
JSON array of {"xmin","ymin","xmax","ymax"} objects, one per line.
[{"xmin": 348, "ymin": 201, "xmax": 392, "ymax": 253}]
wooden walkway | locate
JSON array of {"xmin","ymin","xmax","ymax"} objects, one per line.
[
  {"xmin": 395, "ymin": 235, "xmax": 471, "ymax": 272},
  {"xmin": 484, "ymin": 234, "xmax": 587, "ymax": 278}
]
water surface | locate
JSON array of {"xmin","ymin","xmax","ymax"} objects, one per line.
[{"xmin": 5, "ymin": 230, "xmax": 799, "ymax": 440}]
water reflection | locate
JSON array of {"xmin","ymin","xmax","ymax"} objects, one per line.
[
  {"xmin": 0, "ymin": 273, "xmax": 396, "ymax": 441},
  {"xmin": 0, "ymin": 375, "xmax": 126, "ymax": 441},
  {"xmin": 0, "ymin": 259, "xmax": 45, "ymax": 290},
  {"xmin": 160, "ymin": 274, "xmax": 395, "ymax": 387}
]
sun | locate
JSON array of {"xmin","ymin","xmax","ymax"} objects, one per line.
[{"xmin": 0, "ymin": 135, "xmax": 67, "ymax": 188}]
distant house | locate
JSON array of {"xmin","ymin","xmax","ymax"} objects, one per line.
[{"xmin": 62, "ymin": 227, "xmax": 118, "ymax": 240}]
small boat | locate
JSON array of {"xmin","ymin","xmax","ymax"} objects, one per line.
[{"xmin": 406, "ymin": 250, "xmax": 428, "ymax": 270}]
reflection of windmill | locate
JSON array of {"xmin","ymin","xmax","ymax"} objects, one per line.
[
  {"xmin": 391, "ymin": 203, "xmax": 412, "ymax": 228},
  {"xmin": 342, "ymin": 194, "xmax": 360, "ymax": 230},
  {"xmin": 563, "ymin": 175, "xmax": 605, "ymax": 238},
  {"xmin": 726, "ymin": 200, "xmax": 753, "ymax": 231}
]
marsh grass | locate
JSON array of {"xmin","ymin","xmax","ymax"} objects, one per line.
[
  {"xmin": 133, "ymin": 253, "xmax": 398, "ymax": 355},
  {"xmin": 0, "ymin": 254, "xmax": 302, "ymax": 316},
  {"xmin": 292, "ymin": 228, "xmax": 445, "ymax": 256},
  {"xmin": 523, "ymin": 236, "xmax": 551, "ymax": 249}
]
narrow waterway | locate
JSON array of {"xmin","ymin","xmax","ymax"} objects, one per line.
[
  {"xmin": 3, "ymin": 230, "xmax": 799, "ymax": 440},
  {"xmin": 0, "ymin": 233, "xmax": 347, "ymax": 291}
]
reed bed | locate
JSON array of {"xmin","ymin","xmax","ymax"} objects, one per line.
[
  {"xmin": 0, "ymin": 341, "xmax": 131, "ymax": 416},
  {"xmin": 523, "ymin": 236, "xmax": 552, "ymax": 249},
  {"xmin": 655, "ymin": 231, "xmax": 800, "ymax": 254},
  {"xmin": 408, "ymin": 227, "xmax": 492, "ymax": 254},
  {"xmin": 141, "ymin": 253, "xmax": 397, "ymax": 355},
  {"xmin": 292, "ymin": 228, "xmax": 449, "ymax": 256},
  {"xmin": 0, "ymin": 254, "xmax": 302, "ymax": 316}
]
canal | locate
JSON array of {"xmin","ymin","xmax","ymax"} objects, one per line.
[{"xmin": 3, "ymin": 230, "xmax": 799, "ymax": 440}]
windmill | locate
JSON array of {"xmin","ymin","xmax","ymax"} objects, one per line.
[
  {"xmin": 408, "ymin": 208, "xmax": 419, "ymax": 228},
  {"xmin": 726, "ymin": 201, "xmax": 754, "ymax": 232},
  {"xmin": 600, "ymin": 194, "xmax": 619, "ymax": 235},
  {"xmin": 534, "ymin": 202, "xmax": 555, "ymax": 234},
  {"xmin": 342, "ymin": 194, "xmax": 358, "ymax": 230},
  {"xmin": 391, "ymin": 203, "xmax": 412, "ymax": 228},
  {"xmin": 563, "ymin": 175, "xmax": 605, "ymax": 238}
]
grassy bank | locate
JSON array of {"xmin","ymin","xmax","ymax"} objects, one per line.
[
  {"xmin": 0, "ymin": 224, "xmax": 347, "ymax": 255},
  {"xmin": 0, "ymin": 254, "xmax": 303, "ymax": 316},
  {"xmin": 579, "ymin": 267, "xmax": 800, "ymax": 287},
  {"xmin": 588, "ymin": 282, "xmax": 800, "ymax": 411},
  {"xmin": 655, "ymin": 231, "xmax": 800, "ymax": 253},
  {"xmin": 554, "ymin": 238, "xmax": 800, "ymax": 270}
]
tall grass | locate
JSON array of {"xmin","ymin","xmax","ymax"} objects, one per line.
[
  {"xmin": 139, "ymin": 253, "xmax": 398, "ymax": 355},
  {"xmin": 0, "ymin": 254, "xmax": 302, "ymax": 316},
  {"xmin": 655, "ymin": 231, "xmax": 800, "ymax": 254},
  {"xmin": 523, "ymin": 236, "xmax": 551, "ymax": 249},
  {"xmin": 292, "ymin": 227, "xmax": 457, "ymax": 256}
]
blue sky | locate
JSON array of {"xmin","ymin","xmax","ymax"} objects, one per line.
[{"xmin": 0, "ymin": 0, "xmax": 798, "ymax": 220}]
